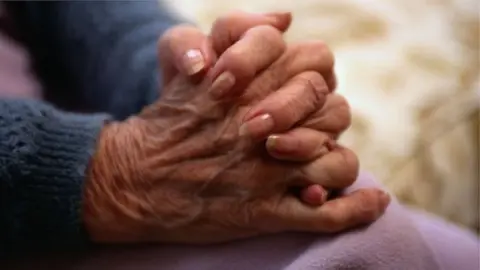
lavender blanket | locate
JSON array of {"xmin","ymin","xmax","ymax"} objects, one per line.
[{"xmin": 6, "ymin": 173, "xmax": 478, "ymax": 270}]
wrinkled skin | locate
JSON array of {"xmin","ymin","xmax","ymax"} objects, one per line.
[
  {"xmin": 157, "ymin": 13, "xmax": 348, "ymax": 205},
  {"xmin": 83, "ymin": 46, "xmax": 389, "ymax": 244}
]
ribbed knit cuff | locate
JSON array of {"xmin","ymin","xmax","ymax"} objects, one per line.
[{"xmin": 0, "ymin": 99, "xmax": 111, "ymax": 254}]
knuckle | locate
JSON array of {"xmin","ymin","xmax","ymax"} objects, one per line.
[
  {"xmin": 297, "ymin": 71, "xmax": 329, "ymax": 107},
  {"xmin": 249, "ymin": 24, "xmax": 282, "ymax": 38},
  {"xmin": 335, "ymin": 95, "xmax": 352, "ymax": 131},
  {"xmin": 213, "ymin": 10, "xmax": 245, "ymax": 27},
  {"xmin": 325, "ymin": 94, "xmax": 352, "ymax": 133},
  {"xmin": 298, "ymin": 71, "xmax": 325, "ymax": 87},
  {"xmin": 340, "ymin": 148, "xmax": 359, "ymax": 186},
  {"xmin": 246, "ymin": 25, "xmax": 285, "ymax": 48},
  {"xmin": 303, "ymin": 40, "xmax": 335, "ymax": 71},
  {"xmin": 212, "ymin": 11, "xmax": 237, "ymax": 31},
  {"xmin": 211, "ymin": 10, "xmax": 248, "ymax": 43},
  {"xmin": 313, "ymin": 40, "xmax": 334, "ymax": 63},
  {"xmin": 332, "ymin": 93, "xmax": 350, "ymax": 110},
  {"xmin": 308, "ymin": 39, "xmax": 328, "ymax": 49},
  {"xmin": 311, "ymin": 132, "xmax": 332, "ymax": 157},
  {"xmin": 325, "ymin": 71, "xmax": 338, "ymax": 91},
  {"xmin": 221, "ymin": 25, "xmax": 284, "ymax": 81},
  {"xmin": 223, "ymin": 49, "xmax": 255, "ymax": 79}
]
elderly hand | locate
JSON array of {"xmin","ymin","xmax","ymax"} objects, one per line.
[
  {"xmin": 82, "ymin": 14, "xmax": 389, "ymax": 244},
  {"xmin": 158, "ymin": 11, "xmax": 343, "ymax": 205},
  {"xmin": 221, "ymin": 41, "xmax": 351, "ymax": 205},
  {"xmin": 196, "ymin": 15, "xmax": 351, "ymax": 205},
  {"xmin": 83, "ymin": 69, "xmax": 389, "ymax": 244},
  {"xmin": 158, "ymin": 11, "xmax": 292, "ymax": 86}
]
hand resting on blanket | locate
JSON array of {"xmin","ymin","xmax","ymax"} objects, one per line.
[{"xmin": 83, "ymin": 12, "xmax": 391, "ymax": 244}]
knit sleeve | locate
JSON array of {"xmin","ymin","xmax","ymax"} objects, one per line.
[
  {"xmin": 7, "ymin": 0, "xmax": 183, "ymax": 119},
  {"xmin": 0, "ymin": 98, "xmax": 111, "ymax": 254}
]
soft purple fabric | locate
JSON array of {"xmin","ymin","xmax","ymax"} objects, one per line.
[
  {"xmin": 0, "ymin": 31, "xmax": 41, "ymax": 99},
  {"xmin": 7, "ymin": 172, "xmax": 479, "ymax": 270}
]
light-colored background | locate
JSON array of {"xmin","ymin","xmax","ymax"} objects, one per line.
[{"xmin": 164, "ymin": 0, "xmax": 479, "ymax": 232}]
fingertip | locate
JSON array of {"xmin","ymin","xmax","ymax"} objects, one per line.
[
  {"xmin": 181, "ymin": 49, "xmax": 207, "ymax": 76},
  {"xmin": 265, "ymin": 134, "xmax": 296, "ymax": 158},
  {"xmin": 379, "ymin": 190, "xmax": 391, "ymax": 211},
  {"xmin": 179, "ymin": 43, "xmax": 216, "ymax": 80},
  {"xmin": 208, "ymin": 71, "xmax": 236, "ymax": 99},
  {"xmin": 158, "ymin": 25, "xmax": 213, "ymax": 82},
  {"xmin": 350, "ymin": 189, "xmax": 391, "ymax": 223},
  {"xmin": 301, "ymin": 185, "xmax": 328, "ymax": 206},
  {"xmin": 325, "ymin": 70, "xmax": 338, "ymax": 91},
  {"xmin": 264, "ymin": 11, "xmax": 293, "ymax": 32},
  {"xmin": 239, "ymin": 113, "xmax": 275, "ymax": 139},
  {"xmin": 265, "ymin": 135, "xmax": 280, "ymax": 152}
]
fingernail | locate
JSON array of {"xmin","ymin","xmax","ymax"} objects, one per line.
[
  {"xmin": 379, "ymin": 191, "xmax": 391, "ymax": 209},
  {"xmin": 266, "ymin": 134, "xmax": 296, "ymax": 155},
  {"xmin": 239, "ymin": 113, "xmax": 274, "ymax": 138},
  {"xmin": 209, "ymin": 71, "xmax": 236, "ymax": 99},
  {"xmin": 266, "ymin": 135, "xmax": 279, "ymax": 150},
  {"xmin": 183, "ymin": 49, "xmax": 205, "ymax": 75}
]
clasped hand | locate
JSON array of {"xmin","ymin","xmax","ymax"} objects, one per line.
[{"xmin": 83, "ymin": 11, "xmax": 390, "ymax": 244}]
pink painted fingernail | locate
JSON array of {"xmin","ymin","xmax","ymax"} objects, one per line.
[
  {"xmin": 208, "ymin": 71, "xmax": 236, "ymax": 99},
  {"xmin": 239, "ymin": 113, "xmax": 274, "ymax": 138},
  {"xmin": 266, "ymin": 135, "xmax": 280, "ymax": 151},
  {"xmin": 183, "ymin": 49, "xmax": 205, "ymax": 75},
  {"xmin": 266, "ymin": 135, "xmax": 296, "ymax": 156}
]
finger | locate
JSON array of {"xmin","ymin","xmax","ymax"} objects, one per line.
[
  {"xmin": 239, "ymin": 71, "xmax": 328, "ymax": 139},
  {"xmin": 272, "ymin": 188, "xmax": 390, "ymax": 233},
  {"xmin": 282, "ymin": 41, "xmax": 335, "ymax": 89},
  {"xmin": 324, "ymin": 70, "xmax": 338, "ymax": 92},
  {"xmin": 266, "ymin": 128, "xmax": 332, "ymax": 161},
  {"xmin": 300, "ymin": 184, "xmax": 329, "ymax": 206},
  {"xmin": 289, "ymin": 182, "xmax": 329, "ymax": 206},
  {"xmin": 297, "ymin": 143, "xmax": 359, "ymax": 189},
  {"xmin": 207, "ymin": 25, "xmax": 286, "ymax": 99},
  {"xmin": 210, "ymin": 10, "xmax": 292, "ymax": 54},
  {"xmin": 243, "ymin": 41, "xmax": 336, "ymax": 101},
  {"xmin": 300, "ymin": 93, "xmax": 352, "ymax": 138},
  {"xmin": 158, "ymin": 24, "xmax": 216, "ymax": 85}
]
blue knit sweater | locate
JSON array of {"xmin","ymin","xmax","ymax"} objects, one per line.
[{"xmin": 0, "ymin": 1, "xmax": 180, "ymax": 253}]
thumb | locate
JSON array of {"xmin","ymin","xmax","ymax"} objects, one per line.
[{"xmin": 268, "ymin": 188, "xmax": 390, "ymax": 233}]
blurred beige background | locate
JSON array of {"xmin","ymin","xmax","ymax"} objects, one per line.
[{"xmin": 164, "ymin": 0, "xmax": 479, "ymax": 232}]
